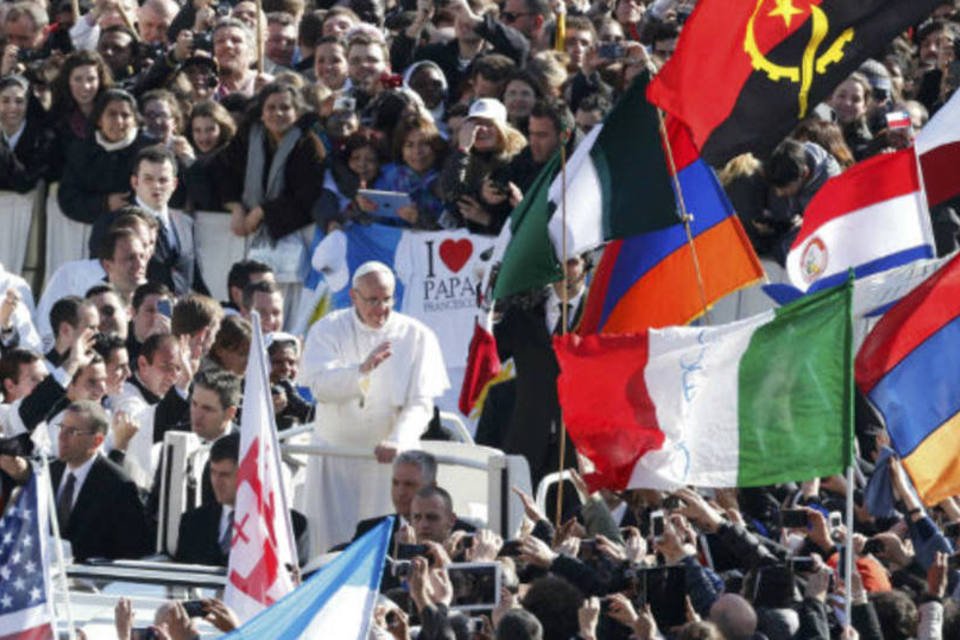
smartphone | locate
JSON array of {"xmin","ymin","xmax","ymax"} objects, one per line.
[
  {"xmin": 828, "ymin": 511, "xmax": 843, "ymax": 530},
  {"xmin": 597, "ymin": 42, "xmax": 626, "ymax": 60},
  {"xmin": 790, "ymin": 556, "xmax": 817, "ymax": 573},
  {"xmin": 156, "ymin": 298, "xmax": 173, "ymax": 318},
  {"xmin": 460, "ymin": 534, "xmax": 475, "ymax": 550},
  {"xmin": 131, "ymin": 629, "xmax": 158, "ymax": 640},
  {"xmin": 752, "ymin": 564, "xmax": 796, "ymax": 609},
  {"xmin": 663, "ymin": 495, "xmax": 684, "ymax": 510},
  {"xmin": 498, "ymin": 539, "xmax": 523, "ymax": 557},
  {"xmin": 447, "ymin": 562, "xmax": 501, "ymax": 612},
  {"xmin": 391, "ymin": 559, "xmax": 412, "ymax": 578},
  {"xmin": 649, "ymin": 509, "xmax": 665, "ymax": 539},
  {"xmin": 779, "ymin": 509, "xmax": 808, "ymax": 529},
  {"xmin": 636, "ymin": 565, "xmax": 686, "ymax": 628},
  {"xmin": 181, "ymin": 600, "xmax": 205, "ymax": 618},
  {"xmin": 396, "ymin": 543, "xmax": 430, "ymax": 560}
]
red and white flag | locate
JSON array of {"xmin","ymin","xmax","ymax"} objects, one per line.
[
  {"xmin": 917, "ymin": 89, "xmax": 960, "ymax": 209},
  {"xmin": 785, "ymin": 149, "xmax": 935, "ymax": 293},
  {"xmin": 224, "ymin": 311, "xmax": 298, "ymax": 622}
]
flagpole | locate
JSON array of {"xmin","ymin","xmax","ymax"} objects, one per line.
[
  {"xmin": 843, "ymin": 463, "xmax": 854, "ymax": 626},
  {"xmin": 555, "ymin": 138, "xmax": 570, "ymax": 531},
  {"xmin": 656, "ymin": 108, "xmax": 712, "ymax": 324},
  {"xmin": 38, "ymin": 452, "xmax": 78, "ymax": 640},
  {"xmin": 255, "ymin": 0, "xmax": 264, "ymax": 74},
  {"xmin": 910, "ymin": 144, "xmax": 937, "ymax": 249}
]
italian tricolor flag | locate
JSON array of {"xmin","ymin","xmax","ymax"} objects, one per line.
[{"xmin": 554, "ymin": 283, "xmax": 854, "ymax": 490}]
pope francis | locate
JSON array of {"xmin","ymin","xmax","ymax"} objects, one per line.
[{"xmin": 298, "ymin": 261, "xmax": 449, "ymax": 555}]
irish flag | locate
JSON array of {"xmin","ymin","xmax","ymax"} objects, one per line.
[{"xmin": 554, "ymin": 284, "xmax": 853, "ymax": 490}]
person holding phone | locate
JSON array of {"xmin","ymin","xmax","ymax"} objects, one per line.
[
  {"xmin": 377, "ymin": 116, "xmax": 447, "ymax": 229},
  {"xmin": 439, "ymin": 97, "xmax": 526, "ymax": 234}
]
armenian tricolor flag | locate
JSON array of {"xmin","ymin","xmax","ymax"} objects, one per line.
[
  {"xmin": 577, "ymin": 117, "xmax": 763, "ymax": 335},
  {"xmin": 856, "ymin": 253, "xmax": 960, "ymax": 504}
]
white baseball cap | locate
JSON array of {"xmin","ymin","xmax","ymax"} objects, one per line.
[{"xmin": 466, "ymin": 98, "xmax": 508, "ymax": 127}]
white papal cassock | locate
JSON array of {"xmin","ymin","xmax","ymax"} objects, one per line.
[{"xmin": 298, "ymin": 307, "xmax": 449, "ymax": 556}]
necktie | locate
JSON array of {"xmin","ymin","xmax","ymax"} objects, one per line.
[
  {"xmin": 219, "ymin": 509, "xmax": 234, "ymax": 555},
  {"xmin": 56, "ymin": 473, "xmax": 76, "ymax": 531},
  {"xmin": 553, "ymin": 302, "xmax": 571, "ymax": 335}
]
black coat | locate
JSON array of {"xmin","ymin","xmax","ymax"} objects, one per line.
[
  {"xmin": 494, "ymin": 295, "xmax": 583, "ymax": 486},
  {"xmin": 175, "ymin": 502, "xmax": 308, "ymax": 566},
  {"xmin": 50, "ymin": 455, "xmax": 153, "ymax": 562},
  {"xmin": 58, "ymin": 132, "xmax": 152, "ymax": 224},
  {"xmin": 213, "ymin": 121, "xmax": 327, "ymax": 241},
  {"xmin": 0, "ymin": 117, "xmax": 56, "ymax": 192}
]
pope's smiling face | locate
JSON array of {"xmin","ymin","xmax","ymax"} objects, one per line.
[{"xmin": 350, "ymin": 271, "xmax": 395, "ymax": 329}]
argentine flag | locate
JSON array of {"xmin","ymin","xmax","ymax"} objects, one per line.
[{"xmin": 224, "ymin": 517, "xmax": 392, "ymax": 639}]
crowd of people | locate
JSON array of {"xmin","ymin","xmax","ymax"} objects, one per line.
[{"xmin": 3, "ymin": 0, "xmax": 960, "ymax": 637}]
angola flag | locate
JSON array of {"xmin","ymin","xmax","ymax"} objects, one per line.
[{"xmin": 647, "ymin": 0, "xmax": 941, "ymax": 166}]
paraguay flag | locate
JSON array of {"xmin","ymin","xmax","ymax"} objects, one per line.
[
  {"xmin": 856, "ymin": 253, "xmax": 960, "ymax": 505},
  {"xmin": 785, "ymin": 149, "xmax": 936, "ymax": 294},
  {"xmin": 224, "ymin": 517, "xmax": 392, "ymax": 639},
  {"xmin": 577, "ymin": 117, "xmax": 763, "ymax": 334}
]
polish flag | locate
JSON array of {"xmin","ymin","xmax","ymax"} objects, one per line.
[
  {"xmin": 917, "ymin": 89, "xmax": 960, "ymax": 209},
  {"xmin": 224, "ymin": 311, "xmax": 298, "ymax": 622},
  {"xmin": 785, "ymin": 149, "xmax": 936, "ymax": 293}
]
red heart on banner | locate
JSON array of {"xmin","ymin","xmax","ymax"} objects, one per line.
[{"xmin": 439, "ymin": 238, "xmax": 473, "ymax": 273}]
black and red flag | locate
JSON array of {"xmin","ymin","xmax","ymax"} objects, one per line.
[{"xmin": 647, "ymin": 0, "xmax": 941, "ymax": 166}]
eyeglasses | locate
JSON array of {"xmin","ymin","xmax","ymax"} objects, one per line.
[
  {"xmin": 355, "ymin": 293, "xmax": 394, "ymax": 308},
  {"xmin": 501, "ymin": 10, "xmax": 533, "ymax": 22}
]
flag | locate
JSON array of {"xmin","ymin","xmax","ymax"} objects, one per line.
[
  {"xmin": 785, "ymin": 149, "xmax": 935, "ymax": 293},
  {"xmin": 647, "ymin": 0, "xmax": 942, "ymax": 165},
  {"xmin": 554, "ymin": 283, "xmax": 853, "ymax": 491},
  {"xmin": 546, "ymin": 74, "xmax": 678, "ymax": 259},
  {"xmin": 224, "ymin": 516, "xmax": 392, "ymax": 639},
  {"xmin": 224, "ymin": 311, "xmax": 298, "ymax": 622},
  {"xmin": 578, "ymin": 116, "xmax": 763, "ymax": 334},
  {"xmin": 855, "ymin": 253, "xmax": 960, "ymax": 505},
  {"xmin": 491, "ymin": 153, "xmax": 564, "ymax": 300},
  {"xmin": 458, "ymin": 313, "xmax": 501, "ymax": 415},
  {"xmin": 916, "ymin": 88, "xmax": 960, "ymax": 208},
  {"xmin": 0, "ymin": 472, "xmax": 55, "ymax": 640}
]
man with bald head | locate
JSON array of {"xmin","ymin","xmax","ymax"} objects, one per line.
[
  {"xmin": 299, "ymin": 261, "xmax": 449, "ymax": 556},
  {"xmin": 709, "ymin": 593, "xmax": 759, "ymax": 640}
]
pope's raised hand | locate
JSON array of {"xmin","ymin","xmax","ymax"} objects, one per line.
[{"xmin": 360, "ymin": 341, "xmax": 392, "ymax": 374}]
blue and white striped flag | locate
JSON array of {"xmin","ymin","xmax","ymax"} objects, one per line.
[{"xmin": 224, "ymin": 516, "xmax": 392, "ymax": 639}]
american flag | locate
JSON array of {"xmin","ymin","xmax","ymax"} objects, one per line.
[{"xmin": 0, "ymin": 473, "xmax": 55, "ymax": 640}]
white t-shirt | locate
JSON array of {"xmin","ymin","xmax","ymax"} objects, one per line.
[{"xmin": 393, "ymin": 229, "xmax": 496, "ymax": 369}]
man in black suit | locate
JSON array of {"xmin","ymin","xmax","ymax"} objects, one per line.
[
  {"xmin": 494, "ymin": 254, "xmax": 589, "ymax": 487},
  {"xmin": 51, "ymin": 400, "xmax": 152, "ymax": 562},
  {"xmin": 90, "ymin": 146, "xmax": 208, "ymax": 297},
  {"xmin": 346, "ymin": 450, "xmax": 474, "ymax": 554},
  {"xmin": 175, "ymin": 433, "xmax": 307, "ymax": 566}
]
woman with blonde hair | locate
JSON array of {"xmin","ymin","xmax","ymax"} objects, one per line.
[{"xmin": 439, "ymin": 97, "xmax": 526, "ymax": 234}]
